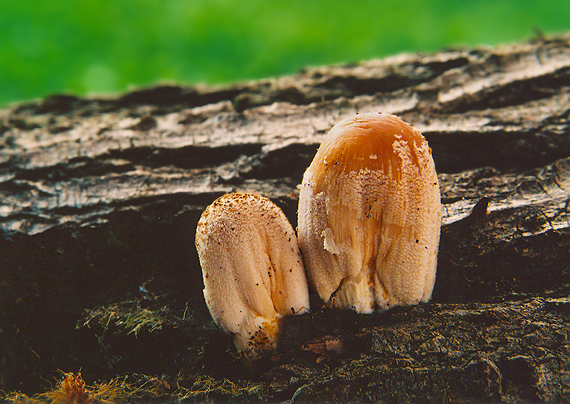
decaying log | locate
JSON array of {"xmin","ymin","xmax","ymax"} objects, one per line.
[{"xmin": 0, "ymin": 34, "xmax": 569, "ymax": 402}]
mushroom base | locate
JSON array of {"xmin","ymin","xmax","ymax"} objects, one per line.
[
  {"xmin": 233, "ymin": 315, "xmax": 283, "ymax": 358},
  {"xmin": 328, "ymin": 271, "xmax": 432, "ymax": 314}
]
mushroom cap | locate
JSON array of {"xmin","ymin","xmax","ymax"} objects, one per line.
[
  {"xmin": 195, "ymin": 192, "xmax": 310, "ymax": 355},
  {"xmin": 298, "ymin": 112, "xmax": 441, "ymax": 313}
]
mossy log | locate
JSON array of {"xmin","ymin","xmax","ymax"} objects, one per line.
[{"xmin": 1, "ymin": 34, "xmax": 569, "ymax": 402}]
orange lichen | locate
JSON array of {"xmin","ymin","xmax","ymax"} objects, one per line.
[{"xmin": 41, "ymin": 372, "xmax": 95, "ymax": 404}]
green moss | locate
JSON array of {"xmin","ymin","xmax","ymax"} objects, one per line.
[{"xmin": 79, "ymin": 299, "xmax": 175, "ymax": 338}]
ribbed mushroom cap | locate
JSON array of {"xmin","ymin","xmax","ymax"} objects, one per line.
[
  {"xmin": 195, "ymin": 192, "xmax": 310, "ymax": 356},
  {"xmin": 298, "ymin": 112, "xmax": 441, "ymax": 313}
]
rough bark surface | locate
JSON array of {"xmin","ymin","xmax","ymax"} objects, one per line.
[{"xmin": 1, "ymin": 35, "xmax": 569, "ymax": 402}]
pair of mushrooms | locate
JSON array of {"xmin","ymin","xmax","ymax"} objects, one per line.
[{"xmin": 195, "ymin": 112, "xmax": 442, "ymax": 357}]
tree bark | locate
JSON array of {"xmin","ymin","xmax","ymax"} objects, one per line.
[{"xmin": 1, "ymin": 35, "xmax": 569, "ymax": 402}]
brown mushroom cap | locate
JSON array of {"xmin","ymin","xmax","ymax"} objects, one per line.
[
  {"xmin": 298, "ymin": 112, "xmax": 441, "ymax": 313},
  {"xmin": 196, "ymin": 192, "xmax": 310, "ymax": 356}
]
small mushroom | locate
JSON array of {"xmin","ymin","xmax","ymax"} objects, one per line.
[
  {"xmin": 195, "ymin": 192, "xmax": 310, "ymax": 356},
  {"xmin": 298, "ymin": 112, "xmax": 441, "ymax": 313}
]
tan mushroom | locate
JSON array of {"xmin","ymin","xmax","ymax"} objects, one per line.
[
  {"xmin": 298, "ymin": 112, "xmax": 441, "ymax": 313},
  {"xmin": 195, "ymin": 192, "xmax": 310, "ymax": 357}
]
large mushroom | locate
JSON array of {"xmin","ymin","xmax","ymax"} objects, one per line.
[
  {"xmin": 195, "ymin": 192, "xmax": 310, "ymax": 357},
  {"xmin": 298, "ymin": 112, "xmax": 441, "ymax": 313}
]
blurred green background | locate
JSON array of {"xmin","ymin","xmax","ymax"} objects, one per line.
[{"xmin": 1, "ymin": 0, "xmax": 568, "ymax": 107}]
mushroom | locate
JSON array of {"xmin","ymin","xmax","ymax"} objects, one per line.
[
  {"xmin": 298, "ymin": 112, "xmax": 441, "ymax": 313},
  {"xmin": 195, "ymin": 192, "xmax": 310, "ymax": 357}
]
